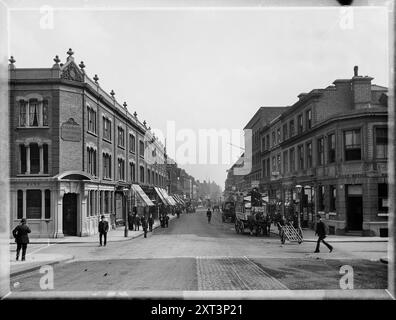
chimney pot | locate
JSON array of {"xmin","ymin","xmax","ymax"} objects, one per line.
[{"xmin": 354, "ymin": 66, "xmax": 358, "ymax": 77}]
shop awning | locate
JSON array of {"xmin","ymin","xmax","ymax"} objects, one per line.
[
  {"xmin": 159, "ymin": 188, "xmax": 177, "ymax": 206},
  {"xmin": 132, "ymin": 184, "xmax": 154, "ymax": 206},
  {"xmin": 175, "ymin": 194, "xmax": 186, "ymax": 204},
  {"xmin": 154, "ymin": 187, "xmax": 170, "ymax": 205},
  {"xmin": 172, "ymin": 195, "xmax": 182, "ymax": 205},
  {"xmin": 157, "ymin": 188, "xmax": 172, "ymax": 206}
]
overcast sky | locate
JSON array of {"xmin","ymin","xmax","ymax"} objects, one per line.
[{"xmin": 9, "ymin": 5, "xmax": 389, "ymax": 188}]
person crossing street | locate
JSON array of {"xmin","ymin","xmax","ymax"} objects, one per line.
[
  {"xmin": 206, "ymin": 208, "xmax": 212, "ymax": 223},
  {"xmin": 314, "ymin": 214, "xmax": 333, "ymax": 253}
]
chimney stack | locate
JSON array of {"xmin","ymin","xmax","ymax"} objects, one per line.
[
  {"xmin": 353, "ymin": 66, "xmax": 358, "ymax": 77},
  {"xmin": 351, "ymin": 66, "xmax": 373, "ymax": 109}
]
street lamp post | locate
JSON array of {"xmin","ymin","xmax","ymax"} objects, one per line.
[{"xmin": 123, "ymin": 188, "xmax": 129, "ymax": 237}]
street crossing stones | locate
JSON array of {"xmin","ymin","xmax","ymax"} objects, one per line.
[{"xmin": 196, "ymin": 256, "xmax": 288, "ymax": 290}]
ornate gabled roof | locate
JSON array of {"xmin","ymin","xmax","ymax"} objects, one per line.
[{"xmin": 60, "ymin": 58, "xmax": 84, "ymax": 82}]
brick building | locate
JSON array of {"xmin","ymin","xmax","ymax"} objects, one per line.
[
  {"xmin": 8, "ymin": 50, "xmax": 168, "ymax": 238},
  {"xmin": 256, "ymin": 66, "xmax": 388, "ymax": 236}
]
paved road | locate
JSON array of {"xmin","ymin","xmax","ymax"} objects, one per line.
[{"xmin": 9, "ymin": 208, "xmax": 387, "ymax": 294}]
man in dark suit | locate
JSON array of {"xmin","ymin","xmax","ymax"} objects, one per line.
[
  {"xmin": 148, "ymin": 214, "xmax": 154, "ymax": 232},
  {"xmin": 141, "ymin": 216, "xmax": 148, "ymax": 238},
  {"xmin": 314, "ymin": 214, "xmax": 333, "ymax": 253},
  {"xmin": 12, "ymin": 218, "xmax": 31, "ymax": 261},
  {"xmin": 98, "ymin": 215, "xmax": 109, "ymax": 246}
]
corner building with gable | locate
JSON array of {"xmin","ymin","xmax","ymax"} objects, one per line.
[{"xmin": 8, "ymin": 50, "xmax": 168, "ymax": 238}]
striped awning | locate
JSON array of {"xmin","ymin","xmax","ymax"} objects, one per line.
[{"xmin": 132, "ymin": 184, "xmax": 154, "ymax": 206}]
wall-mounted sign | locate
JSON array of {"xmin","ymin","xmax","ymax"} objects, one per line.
[{"xmin": 61, "ymin": 118, "xmax": 81, "ymax": 142}]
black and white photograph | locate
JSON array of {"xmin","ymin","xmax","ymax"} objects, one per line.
[{"xmin": 0, "ymin": 0, "xmax": 394, "ymax": 308}]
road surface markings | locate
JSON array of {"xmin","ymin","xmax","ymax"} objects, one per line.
[{"xmin": 196, "ymin": 256, "xmax": 288, "ymax": 290}]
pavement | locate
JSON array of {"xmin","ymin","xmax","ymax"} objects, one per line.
[
  {"xmin": 9, "ymin": 215, "xmax": 177, "ymax": 276},
  {"xmin": 289, "ymin": 228, "xmax": 388, "ymax": 243}
]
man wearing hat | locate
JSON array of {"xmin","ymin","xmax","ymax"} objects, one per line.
[
  {"xmin": 12, "ymin": 218, "xmax": 31, "ymax": 261},
  {"xmin": 314, "ymin": 214, "xmax": 333, "ymax": 253},
  {"xmin": 98, "ymin": 215, "xmax": 109, "ymax": 246}
]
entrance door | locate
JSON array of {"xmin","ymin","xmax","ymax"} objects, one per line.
[
  {"xmin": 347, "ymin": 196, "xmax": 363, "ymax": 231},
  {"xmin": 63, "ymin": 193, "xmax": 78, "ymax": 236}
]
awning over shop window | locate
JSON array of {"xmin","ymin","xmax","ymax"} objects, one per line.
[
  {"xmin": 157, "ymin": 188, "xmax": 172, "ymax": 206},
  {"xmin": 175, "ymin": 194, "xmax": 185, "ymax": 205},
  {"xmin": 154, "ymin": 187, "xmax": 169, "ymax": 205},
  {"xmin": 132, "ymin": 184, "xmax": 154, "ymax": 206},
  {"xmin": 172, "ymin": 195, "xmax": 182, "ymax": 205},
  {"xmin": 159, "ymin": 188, "xmax": 177, "ymax": 206}
]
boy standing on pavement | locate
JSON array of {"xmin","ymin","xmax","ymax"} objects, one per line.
[
  {"xmin": 12, "ymin": 218, "xmax": 31, "ymax": 261},
  {"xmin": 314, "ymin": 214, "xmax": 333, "ymax": 253},
  {"xmin": 98, "ymin": 215, "xmax": 109, "ymax": 246}
]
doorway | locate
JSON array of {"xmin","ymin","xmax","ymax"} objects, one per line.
[
  {"xmin": 63, "ymin": 193, "xmax": 78, "ymax": 236},
  {"xmin": 347, "ymin": 196, "xmax": 363, "ymax": 231}
]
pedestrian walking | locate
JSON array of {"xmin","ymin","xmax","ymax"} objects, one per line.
[
  {"xmin": 314, "ymin": 214, "xmax": 333, "ymax": 253},
  {"xmin": 98, "ymin": 215, "xmax": 109, "ymax": 246},
  {"xmin": 141, "ymin": 216, "xmax": 148, "ymax": 238},
  {"xmin": 206, "ymin": 208, "xmax": 212, "ymax": 223},
  {"xmin": 148, "ymin": 214, "xmax": 154, "ymax": 232},
  {"xmin": 134, "ymin": 214, "xmax": 140, "ymax": 231},
  {"xmin": 165, "ymin": 214, "xmax": 169, "ymax": 228},
  {"xmin": 12, "ymin": 218, "xmax": 31, "ymax": 261}
]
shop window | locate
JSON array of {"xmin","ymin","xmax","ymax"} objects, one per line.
[
  {"xmin": 344, "ymin": 129, "xmax": 361, "ymax": 161},
  {"xmin": 26, "ymin": 190, "xmax": 41, "ymax": 219},
  {"xmin": 378, "ymin": 183, "xmax": 388, "ymax": 213},
  {"xmin": 375, "ymin": 128, "xmax": 388, "ymax": 159},
  {"xmin": 45, "ymin": 189, "xmax": 51, "ymax": 219},
  {"xmin": 328, "ymin": 133, "xmax": 336, "ymax": 163},
  {"xmin": 17, "ymin": 190, "xmax": 23, "ymax": 219}
]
